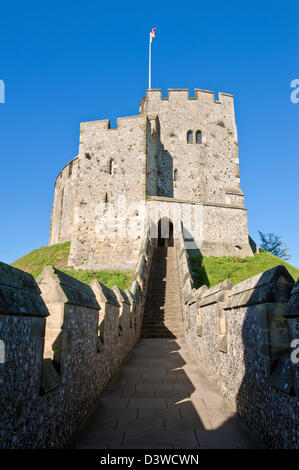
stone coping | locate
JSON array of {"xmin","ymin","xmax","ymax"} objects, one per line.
[
  {"xmin": 90, "ymin": 280, "xmax": 120, "ymax": 307},
  {"xmin": 125, "ymin": 289, "xmax": 138, "ymax": 305},
  {"xmin": 146, "ymin": 196, "xmax": 246, "ymax": 211},
  {"xmin": 0, "ymin": 262, "xmax": 40, "ymax": 292},
  {"xmin": 187, "ymin": 285, "xmax": 208, "ymax": 305},
  {"xmin": 130, "ymin": 280, "xmax": 142, "ymax": 303},
  {"xmin": 183, "ymin": 277, "xmax": 193, "ymax": 296},
  {"xmin": 37, "ymin": 266, "xmax": 99, "ymax": 310},
  {"xmin": 141, "ymin": 236, "xmax": 151, "ymax": 257},
  {"xmin": 135, "ymin": 254, "xmax": 146, "ymax": 280},
  {"xmin": 202, "ymin": 280, "xmax": 233, "ymax": 297},
  {"xmin": 224, "ymin": 187, "xmax": 244, "ymax": 196},
  {"xmin": 225, "ymin": 265, "xmax": 294, "ymax": 310},
  {"xmin": 113, "ymin": 286, "xmax": 130, "ymax": 305},
  {"xmin": 230, "ymin": 265, "xmax": 294, "ymax": 295},
  {"xmin": 284, "ymin": 280, "xmax": 299, "ymax": 318},
  {"xmin": 0, "ymin": 262, "xmax": 49, "ymax": 317},
  {"xmin": 199, "ymin": 280, "xmax": 233, "ymax": 307}
]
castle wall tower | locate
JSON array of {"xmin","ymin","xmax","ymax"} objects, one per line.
[
  {"xmin": 50, "ymin": 157, "xmax": 79, "ymax": 245},
  {"xmin": 140, "ymin": 89, "xmax": 251, "ymax": 258},
  {"xmin": 49, "ymin": 89, "xmax": 253, "ymax": 271},
  {"xmin": 67, "ymin": 115, "xmax": 149, "ymax": 270},
  {"xmin": 141, "ymin": 89, "xmax": 242, "ymax": 205}
]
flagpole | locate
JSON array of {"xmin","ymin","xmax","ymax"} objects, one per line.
[{"xmin": 149, "ymin": 33, "xmax": 151, "ymax": 90}]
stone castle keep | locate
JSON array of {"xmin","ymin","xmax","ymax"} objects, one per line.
[
  {"xmin": 1, "ymin": 88, "xmax": 298, "ymax": 450},
  {"xmin": 50, "ymin": 89, "xmax": 254, "ymax": 270}
]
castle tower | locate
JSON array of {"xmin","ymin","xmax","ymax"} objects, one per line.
[{"xmin": 49, "ymin": 89, "xmax": 253, "ymax": 271}]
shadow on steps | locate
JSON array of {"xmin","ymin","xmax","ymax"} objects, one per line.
[{"xmin": 142, "ymin": 247, "xmax": 184, "ymax": 339}]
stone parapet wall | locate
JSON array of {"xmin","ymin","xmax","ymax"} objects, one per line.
[
  {"xmin": 0, "ymin": 231, "xmax": 153, "ymax": 448},
  {"xmin": 174, "ymin": 226, "xmax": 299, "ymax": 448}
]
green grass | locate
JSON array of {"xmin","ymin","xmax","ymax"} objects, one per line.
[
  {"xmin": 189, "ymin": 251, "xmax": 299, "ymax": 289},
  {"xmin": 12, "ymin": 242, "xmax": 133, "ymax": 290},
  {"xmin": 12, "ymin": 242, "xmax": 299, "ymax": 292}
]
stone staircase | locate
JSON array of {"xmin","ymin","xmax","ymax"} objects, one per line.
[
  {"xmin": 141, "ymin": 246, "xmax": 184, "ymax": 338},
  {"xmin": 66, "ymin": 244, "xmax": 258, "ymax": 449}
]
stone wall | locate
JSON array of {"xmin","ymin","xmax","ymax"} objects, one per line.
[
  {"xmin": 284, "ymin": 280, "xmax": 299, "ymax": 397},
  {"xmin": 146, "ymin": 115, "xmax": 160, "ymax": 197},
  {"xmin": 148, "ymin": 196, "xmax": 251, "ymax": 258},
  {"xmin": 49, "ymin": 88, "xmax": 253, "ymax": 270},
  {"xmin": 140, "ymin": 89, "xmax": 241, "ymax": 205},
  {"xmin": 175, "ymin": 225, "xmax": 299, "ymax": 448},
  {"xmin": 201, "ymin": 203, "xmax": 251, "ymax": 257},
  {"xmin": 0, "ymin": 232, "xmax": 153, "ymax": 448},
  {"xmin": 67, "ymin": 115, "xmax": 148, "ymax": 270},
  {"xmin": 49, "ymin": 157, "xmax": 79, "ymax": 245}
]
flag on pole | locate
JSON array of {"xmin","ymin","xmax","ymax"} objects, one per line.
[
  {"xmin": 150, "ymin": 27, "xmax": 156, "ymax": 43},
  {"xmin": 149, "ymin": 28, "xmax": 156, "ymax": 89}
]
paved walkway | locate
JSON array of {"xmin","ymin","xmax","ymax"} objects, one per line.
[
  {"xmin": 67, "ymin": 246, "xmax": 257, "ymax": 449},
  {"xmin": 67, "ymin": 337, "xmax": 257, "ymax": 449}
]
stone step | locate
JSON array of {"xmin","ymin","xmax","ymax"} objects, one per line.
[
  {"xmin": 142, "ymin": 324, "xmax": 183, "ymax": 329},
  {"xmin": 143, "ymin": 316, "xmax": 182, "ymax": 320},
  {"xmin": 142, "ymin": 319, "xmax": 183, "ymax": 324},
  {"xmin": 142, "ymin": 246, "xmax": 183, "ymax": 339}
]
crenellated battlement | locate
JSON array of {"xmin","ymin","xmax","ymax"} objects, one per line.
[
  {"xmin": 79, "ymin": 114, "xmax": 145, "ymax": 134},
  {"xmin": 0, "ymin": 228, "xmax": 153, "ymax": 448},
  {"xmin": 174, "ymin": 223, "xmax": 299, "ymax": 449},
  {"xmin": 139, "ymin": 88, "xmax": 234, "ymax": 108}
]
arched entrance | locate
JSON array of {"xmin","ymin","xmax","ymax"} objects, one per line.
[{"xmin": 157, "ymin": 218, "xmax": 174, "ymax": 247}]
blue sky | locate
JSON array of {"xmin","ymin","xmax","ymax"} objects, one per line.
[{"xmin": 0, "ymin": 0, "xmax": 298, "ymax": 268}]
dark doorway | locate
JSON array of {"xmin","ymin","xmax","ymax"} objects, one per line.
[{"xmin": 158, "ymin": 218, "xmax": 174, "ymax": 247}]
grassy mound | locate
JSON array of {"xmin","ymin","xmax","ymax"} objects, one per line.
[
  {"xmin": 189, "ymin": 251, "xmax": 299, "ymax": 289},
  {"xmin": 12, "ymin": 242, "xmax": 299, "ymax": 292},
  {"xmin": 12, "ymin": 242, "xmax": 133, "ymax": 290}
]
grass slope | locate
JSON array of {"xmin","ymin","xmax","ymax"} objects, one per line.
[
  {"xmin": 12, "ymin": 243, "xmax": 299, "ymax": 292},
  {"xmin": 189, "ymin": 251, "xmax": 299, "ymax": 289},
  {"xmin": 12, "ymin": 242, "xmax": 133, "ymax": 290}
]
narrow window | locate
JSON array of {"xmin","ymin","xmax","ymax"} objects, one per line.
[
  {"xmin": 218, "ymin": 309, "xmax": 228, "ymax": 353},
  {"xmin": 187, "ymin": 130, "xmax": 193, "ymax": 144},
  {"xmin": 174, "ymin": 169, "xmax": 178, "ymax": 181},
  {"xmin": 109, "ymin": 159, "xmax": 114, "ymax": 175},
  {"xmin": 197, "ymin": 304, "xmax": 202, "ymax": 336},
  {"xmin": 68, "ymin": 161, "xmax": 73, "ymax": 178},
  {"xmin": 105, "ymin": 193, "xmax": 108, "ymax": 204},
  {"xmin": 196, "ymin": 130, "xmax": 202, "ymax": 144}
]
